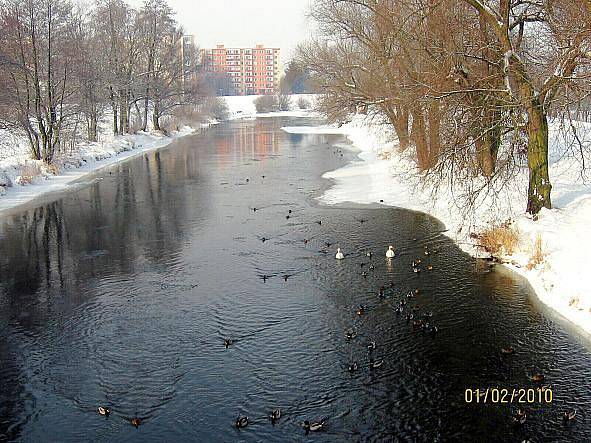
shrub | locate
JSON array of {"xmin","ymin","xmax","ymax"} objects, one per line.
[
  {"xmin": 254, "ymin": 95, "xmax": 279, "ymax": 113},
  {"xmin": 476, "ymin": 224, "xmax": 520, "ymax": 257},
  {"xmin": 202, "ymin": 97, "xmax": 229, "ymax": 121},
  {"xmin": 297, "ymin": 97, "xmax": 310, "ymax": 109},
  {"xmin": 527, "ymin": 233, "xmax": 546, "ymax": 269},
  {"xmin": 19, "ymin": 163, "xmax": 42, "ymax": 183},
  {"xmin": 277, "ymin": 94, "xmax": 292, "ymax": 111}
]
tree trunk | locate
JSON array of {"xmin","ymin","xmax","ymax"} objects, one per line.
[
  {"xmin": 475, "ymin": 109, "xmax": 501, "ymax": 177},
  {"xmin": 410, "ymin": 108, "xmax": 430, "ymax": 171},
  {"xmin": 383, "ymin": 105, "xmax": 410, "ymax": 152},
  {"xmin": 152, "ymin": 101, "xmax": 161, "ymax": 131},
  {"xmin": 526, "ymin": 100, "xmax": 552, "ymax": 214},
  {"xmin": 87, "ymin": 104, "xmax": 98, "ymax": 142},
  {"xmin": 110, "ymin": 88, "xmax": 119, "ymax": 135},
  {"xmin": 427, "ymin": 101, "xmax": 440, "ymax": 168}
]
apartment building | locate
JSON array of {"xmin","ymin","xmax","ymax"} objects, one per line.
[{"xmin": 200, "ymin": 44, "xmax": 281, "ymax": 96}]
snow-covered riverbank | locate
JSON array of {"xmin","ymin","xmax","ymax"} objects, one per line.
[
  {"xmin": 0, "ymin": 126, "xmax": 202, "ymax": 214},
  {"xmin": 283, "ymin": 116, "xmax": 591, "ymax": 337},
  {"xmin": 0, "ymin": 94, "xmax": 317, "ymax": 215}
]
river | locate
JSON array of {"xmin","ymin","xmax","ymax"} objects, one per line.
[{"xmin": 1, "ymin": 117, "xmax": 590, "ymax": 442}]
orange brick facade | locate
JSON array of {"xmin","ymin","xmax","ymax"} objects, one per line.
[{"xmin": 200, "ymin": 44, "xmax": 280, "ymax": 96}]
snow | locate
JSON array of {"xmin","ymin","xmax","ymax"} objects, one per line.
[
  {"xmin": 282, "ymin": 115, "xmax": 591, "ymax": 337},
  {"xmin": 224, "ymin": 94, "xmax": 320, "ymax": 120}
]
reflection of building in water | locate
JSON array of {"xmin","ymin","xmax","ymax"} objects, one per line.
[{"xmin": 216, "ymin": 121, "xmax": 280, "ymax": 166}]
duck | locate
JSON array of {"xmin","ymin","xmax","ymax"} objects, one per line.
[
  {"xmin": 262, "ymin": 175, "xmax": 266, "ymax": 179},
  {"xmin": 262, "ymin": 275, "xmax": 268, "ymax": 282},
  {"xmin": 335, "ymin": 248, "xmax": 345, "ymax": 260},
  {"xmin": 427, "ymin": 265, "xmax": 433, "ymax": 271},
  {"xmin": 366, "ymin": 251, "xmax": 372, "ymax": 258},
  {"xmin": 405, "ymin": 313, "xmax": 414, "ymax": 322},
  {"xmin": 414, "ymin": 288, "xmax": 420, "ymax": 294},
  {"xmin": 344, "ymin": 329, "xmax": 357, "ymax": 340},
  {"xmin": 224, "ymin": 339, "xmax": 234, "ymax": 348},
  {"xmin": 563, "ymin": 409, "xmax": 577, "ymax": 421},
  {"xmin": 325, "ymin": 241, "xmax": 331, "ymax": 248},
  {"xmin": 303, "ymin": 420, "xmax": 325, "ymax": 432},
  {"xmin": 531, "ymin": 373, "xmax": 545, "ymax": 382},
  {"xmin": 356, "ymin": 305, "xmax": 366, "ymax": 315},
  {"xmin": 131, "ymin": 417, "xmax": 142, "ymax": 428},
  {"xmin": 361, "ymin": 271, "xmax": 368, "ymax": 278},
  {"xmin": 360, "ymin": 262, "xmax": 365, "ymax": 268},
  {"xmin": 286, "ymin": 215, "xmax": 290, "ymax": 219},
  {"xmin": 97, "ymin": 406, "xmax": 111, "ymax": 417},
  {"xmin": 501, "ymin": 347, "xmax": 515, "ymax": 355},
  {"xmin": 422, "ymin": 311, "xmax": 433, "ymax": 318},
  {"xmin": 245, "ymin": 178, "xmax": 250, "ymax": 183},
  {"xmin": 413, "ymin": 267, "xmax": 421, "ymax": 273},
  {"xmin": 412, "ymin": 320, "xmax": 424, "ymax": 330},
  {"xmin": 429, "ymin": 325, "xmax": 439, "ymax": 334},
  {"xmin": 378, "ymin": 286, "xmax": 385, "ymax": 298},
  {"xmin": 512, "ymin": 408, "xmax": 527, "ymax": 425},
  {"xmin": 288, "ymin": 209, "xmax": 292, "ymax": 214},
  {"xmin": 283, "ymin": 275, "xmax": 290, "ymax": 282},
  {"xmin": 261, "ymin": 237, "xmax": 267, "ymax": 243},
  {"xmin": 395, "ymin": 306, "xmax": 402, "ymax": 314},
  {"xmin": 303, "ymin": 239, "xmax": 308, "ymax": 245},
  {"xmin": 270, "ymin": 409, "xmax": 281, "ymax": 421},
  {"xmin": 316, "ymin": 220, "xmax": 322, "ymax": 225},
  {"xmin": 348, "ymin": 361, "xmax": 359, "ymax": 372},
  {"xmin": 369, "ymin": 358, "xmax": 384, "ymax": 369},
  {"xmin": 235, "ymin": 416, "xmax": 249, "ymax": 428},
  {"xmin": 367, "ymin": 341, "xmax": 376, "ymax": 351},
  {"xmin": 369, "ymin": 264, "xmax": 375, "ymax": 271},
  {"xmin": 386, "ymin": 245, "xmax": 394, "ymax": 258}
]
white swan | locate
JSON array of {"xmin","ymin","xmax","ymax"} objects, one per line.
[
  {"xmin": 386, "ymin": 245, "xmax": 395, "ymax": 258},
  {"xmin": 335, "ymin": 248, "xmax": 345, "ymax": 260}
]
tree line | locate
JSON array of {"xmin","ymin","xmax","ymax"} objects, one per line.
[
  {"xmin": 299, "ymin": 0, "xmax": 591, "ymax": 215},
  {"xmin": 0, "ymin": 0, "xmax": 200, "ymax": 164}
]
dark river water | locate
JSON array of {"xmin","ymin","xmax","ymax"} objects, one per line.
[{"xmin": 1, "ymin": 117, "xmax": 591, "ymax": 442}]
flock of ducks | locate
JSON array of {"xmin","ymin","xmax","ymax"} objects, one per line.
[{"xmin": 92, "ymin": 178, "xmax": 580, "ymax": 435}]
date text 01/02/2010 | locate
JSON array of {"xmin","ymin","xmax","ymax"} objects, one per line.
[{"xmin": 464, "ymin": 387, "xmax": 553, "ymax": 404}]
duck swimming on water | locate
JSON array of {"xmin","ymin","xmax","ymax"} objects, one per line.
[
  {"xmin": 335, "ymin": 248, "xmax": 345, "ymax": 260},
  {"xmin": 97, "ymin": 406, "xmax": 111, "ymax": 417},
  {"xmin": 235, "ymin": 416, "xmax": 249, "ymax": 428},
  {"xmin": 270, "ymin": 409, "xmax": 281, "ymax": 421},
  {"xmin": 303, "ymin": 420, "xmax": 325, "ymax": 432},
  {"xmin": 386, "ymin": 246, "xmax": 395, "ymax": 258},
  {"xmin": 563, "ymin": 409, "xmax": 577, "ymax": 421}
]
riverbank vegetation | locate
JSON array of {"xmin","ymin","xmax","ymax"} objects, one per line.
[
  {"xmin": 0, "ymin": 0, "xmax": 206, "ymax": 165},
  {"xmin": 298, "ymin": 0, "xmax": 591, "ymax": 216}
]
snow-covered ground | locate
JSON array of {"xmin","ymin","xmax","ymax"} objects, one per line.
[
  {"xmin": 283, "ymin": 115, "xmax": 591, "ymax": 337},
  {"xmin": 0, "ymin": 94, "xmax": 317, "ymax": 215},
  {"xmin": 225, "ymin": 94, "xmax": 319, "ymax": 119}
]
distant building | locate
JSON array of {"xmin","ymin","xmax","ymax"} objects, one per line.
[
  {"xmin": 180, "ymin": 35, "xmax": 197, "ymax": 85},
  {"xmin": 200, "ymin": 44, "xmax": 281, "ymax": 96}
]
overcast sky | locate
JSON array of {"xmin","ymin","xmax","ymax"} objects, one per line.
[{"xmin": 129, "ymin": 0, "xmax": 315, "ymax": 63}]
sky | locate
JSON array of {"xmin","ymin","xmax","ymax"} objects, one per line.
[{"xmin": 129, "ymin": 0, "xmax": 315, "ymax": 63}]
